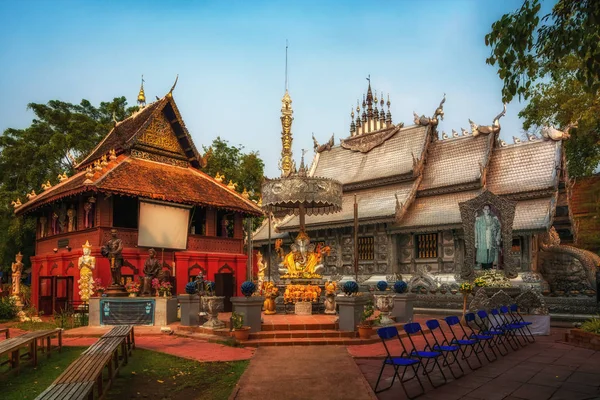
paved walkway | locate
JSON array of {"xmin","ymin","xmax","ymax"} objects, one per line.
[
  {"xmin": 230, "ymin": 346, "xmax": 377, "ymax": 400},
  {"xmin": 356, "ymin": 329, "xmax": 600, "ymax": 400}
]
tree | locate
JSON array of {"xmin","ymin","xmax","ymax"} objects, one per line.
[
  {"xmin": 202, "ymin": 137, "xmax": 265, "ymax": 230},
  {"xmin": 485, "ymin": 0, "xmax": 600, "ymax": 103},
  {"xmin": 202, "ymin": 137, "xmax": 265, "ymax": 201},
  {"xmin": 486, "ymin": 0, "xmax": 600, "ymax": 176},
  {"xmin": 0, "ymin": 97, "xmax": 137, "ymax": 273}
]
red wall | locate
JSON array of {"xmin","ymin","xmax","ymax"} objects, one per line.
[{"xmin": 30, "ymin": 247, "xmax": 248, "ymax": 310}]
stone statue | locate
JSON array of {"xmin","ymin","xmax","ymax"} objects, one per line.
[
  {"xmin": 39, "ymin": 216, "xmax": 47, "ymax": 238},
  {"xmin": 474, "ymin": 205, "xmax": 501, "ymax": 269},
  {"xmin": 67, "ymin": 207, "xmax": 75, "ymax": 232},
  {"xmin": 11, "ymin": 252, "xmax": 24, "ymax": 297},
  {"xmin": 78, "ymin": 241, "xmax": 96, "ymax": 302},
  {"xmin": 141, "ymin": 248, "xmax": 162, "ymax": 296},
  {"xmin": 541, "ymin": 121, "xmax": 577, "ymax": 141},
  {"xmin": 275, "ymin": 231, "xmax": 329, "ymax": 278},
  {"xmin": 324, "ymin": 281, "xmax": 337, "ymax": 315},
  {"xmin": 84, "ymin": 202, "xmax": 93, "ymax": 228},
  {"xmin": 469, "ymin": 104, "xmax": 506, "ymax": 136},
  {"xmin": 101, "ymin": 229, "xmax": 123, "ymax": 286},
  {"xmin": 256, "ymin": 251, "xmax": 267, "ymax": 289},
  {"xmin": 51, "ymin": 212, "xmax": 59, "ymax": 235}
]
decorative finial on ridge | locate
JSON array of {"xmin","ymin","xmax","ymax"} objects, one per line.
[
  {"xmin": 137, "ymin": 75, "xmax": 146, "ymax": 106},
  {"xmin": 279, "ymin": 41, "xmax": 295, "ymax": 178},
  {"xmin": 167, "ymin": 74, "xmax": 179, "ymax": 98}
]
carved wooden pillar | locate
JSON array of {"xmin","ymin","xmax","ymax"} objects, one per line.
[
  {"xmin": 206, "ymin": 208, "xmax": 217, "ymax": 236},
  {"xmin": 233, "ymin": 213, "xmax": 243, "ymax": 239}
]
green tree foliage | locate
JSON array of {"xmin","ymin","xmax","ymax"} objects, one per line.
[
  {"xmin": 202, "ymin": 137, "xmax": 265, "ymax": 201},
  {"xmin": 485, "ymin": 0, "xmax": 600, "ymax": 103},
  {"xmin": 0, "ymin": 97, "xmax": 137, "ymax": 273},
  {"xmin": 202, "ymin": 137, "xmax": 265, "ymax": 231},
  {"xmin": 487, "ymin": 0, "xmax": 600, "ymax": 176},
  {"xmin": 518, "ymin": 56, "xmax": 600, "ymax": 177}
]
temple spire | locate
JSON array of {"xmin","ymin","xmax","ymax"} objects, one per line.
[
  {"xmin": 279, "ymin": 41, "xmax": 295, "ymax": 177},
  {"xmin": 137, "ymin": 75, "xmax": 146, "ymax": 107}
]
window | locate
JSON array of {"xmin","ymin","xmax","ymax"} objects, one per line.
[
  {"xmin": 416, "ymin": 233, "xmax": 437, "ymax": 258},
  {"xmin": 113, "ymin": 196, "xmax": 138, "ymax": 228},
  {"xmin": 216, "ymin": 210, "xmax": 234, "ymax": 238},
  {"xmin": 358, "ymin": 237, "xmax": 374, "ymax": 261},
  {"xmin": 511, "ymin": 238, "xmax": 521, "ymax": 253},
  {"xmin": 190, "ymin": 206, "xmax": 206, "ymax": 235}
]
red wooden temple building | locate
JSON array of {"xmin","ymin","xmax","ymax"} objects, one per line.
[{"xmin": 14, "ymin": 83, "xmax": 262, "ymax": 315}]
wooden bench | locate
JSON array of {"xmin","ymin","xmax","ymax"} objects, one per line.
[
  {"xmin": 19, "ymin": 329, "xmax": 63, "ymax": 365},
  {"xmin": 0, "ymin": 327, "xmax": 9, "ymax": 339},
  {"xmin": 1, "ymin": 329, "xmax": 62, "ymax": 371},
  {"xmin": 35, "ymin": 325, "xmax": 134, "ymax": 400}
]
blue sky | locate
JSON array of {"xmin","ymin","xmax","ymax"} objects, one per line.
[{"xmin": 0, "ymin": 0, "xmax": 544, "ymax": 178}]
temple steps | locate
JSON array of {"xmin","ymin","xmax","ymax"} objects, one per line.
[
  {"xmin": 242, "ymin": 336, "xmax": 380, "ymax": 347},
  {"xmin": 249, "ymin": 329, "xmax": 356, "ymax": 339}
]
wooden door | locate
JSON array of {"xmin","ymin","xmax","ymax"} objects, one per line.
[
  {"xmin": 214, "ymin": 273, "xmax": 234, "ymax": 312},
  {"xmin": 39, "ymin": 277, "xmax": 54, "ymax": 316}
]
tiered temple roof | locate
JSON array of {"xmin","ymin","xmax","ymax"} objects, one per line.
[
  {"xmin": 15, "ymin": 86, "xmax": 262, "ymax": 216},
  {"xmin": 254, "ymin": 81, "xmax": 567, "ymax": 241}
]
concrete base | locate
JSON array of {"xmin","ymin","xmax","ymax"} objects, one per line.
[
  {"xmin": 178, "ymin": 294, "xmax": 201, "ymax": 326},
  {"xmin": 391, "ymin": 293, "xmax": 416, "ymax": 323},
  {"xmin": 523, "ymin": 314, "xmax": 551, "ymax": 336},
  {"xmin": 336, "ymin": 295, "xmax": 369, "ymax": 331},
  {"xmin": 231, "ymin": 296, "xmax": 264, "ymax": 333},
  {"xmin": 89, "ymin": 296, "xmax": 178, "ymax": 326}
]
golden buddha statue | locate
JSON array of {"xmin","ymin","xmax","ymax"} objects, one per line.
[
  {"xmin": 78, "ymin": 241, "xmax": 96, "ymax": 302},
  {"xmin": 275, "ymin": 231, "xmax": 330, "ymax": 278}
]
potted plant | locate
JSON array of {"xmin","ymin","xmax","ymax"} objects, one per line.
[
  {"xmin": 125, "ymin": 280, "xmax": 141, "ymax": 297},
  {"xmin": 159, "ymin": 281, "xmax": 172, "ymax": 297},
  {"xmin": 231, "ymin": 311, "xmax": 251, "ymax": 341},
  {"xmin": 358, "ymin": 300, "xmax": 380, "ymax": 339}
]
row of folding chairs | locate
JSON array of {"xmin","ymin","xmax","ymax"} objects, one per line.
[{"xmin": 374, "ymin": 304, "xmax": 535, "ymax": 399}]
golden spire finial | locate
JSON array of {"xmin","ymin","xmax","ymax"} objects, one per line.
[
  {"xmin": 137, "ymin": 75, "xmax": 146, "ymax": 106},
  {"xmin": 279, "ymin": 40, "xmax": 295, "ymax": 178}
]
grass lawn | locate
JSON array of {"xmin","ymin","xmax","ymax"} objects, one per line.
[
  {"xmin": 0, "ymin": 346, "xmax": 86, "ymax": 400},
  {"xmin": 1, "ymin": 346, "xmax": 248, "ymax": 400},
  {"xmin": 107, "ymin": 349, "xmax": 248, "ymax": 400}
]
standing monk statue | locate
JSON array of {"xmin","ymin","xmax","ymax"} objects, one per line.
[
  {"xmin": 102, "ymin": 229, "xmax": 124, "ymax": 286},
  {"xmin": 11, "ymin": 252, "xmax": 24, "ymax": 298},
  {"xmin": 475, "ymin": 205, "xmax": 501, "ymax": 270},
  {"xmin": 141, "ymin": 248, "xmax": 162, "ymax": 296}
]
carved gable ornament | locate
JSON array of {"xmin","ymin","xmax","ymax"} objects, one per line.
[
  {"xmin": 458, "ymin": 190, "xmax": 517, "ymax": 280},
  {"xmin": 137, "ymin": 112, "xmax": 186, "ymax": 156},
  {"xmin": 340, "ymin": 125, "xmax": 402, "ymax": 153}
]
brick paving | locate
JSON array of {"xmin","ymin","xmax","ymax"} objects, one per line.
[{"xmin": 355, "ymin": 328, "xmax": 600, "ymax": 400}]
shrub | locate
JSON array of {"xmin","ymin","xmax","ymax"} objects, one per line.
[
  {"xmin": 185, "ymin": 281, "xmax": 198, "ymax": 295},
  {"xmin": 580, "ymin": 316, "xmax": 600, "ymax": 335},
  {"xmin": 0, "ymin": 296, "xmax": 18, "ymax": 320},
  {"xmin": 376, "ymin": 281, "xmax": 388, "ymax": 291},
  {"xmin": 240, "ymin": 281, "xmax": 256, "ymax": 297},
  {"xmin": 393, "ymin": 280, "xmax": 408, "ymax": 294},
  {"xmin": 343, "ymin": 281, "xmax": 359, "ymax": 296}
]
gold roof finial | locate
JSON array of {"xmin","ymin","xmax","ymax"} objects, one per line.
[
  {"xmin": 137, "ymin": 75, "xmax": 146, "ymax": 106},
  {"xmin": 279, "ymin": 40, "xmax": 295, "ymax": 178}
]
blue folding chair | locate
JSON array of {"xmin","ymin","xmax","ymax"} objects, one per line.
[
  {"xmin": 443, "ymin": 316, "xmax": 484, "ymax": 369},
  {"xmin": 498, "ymin": 306, "xmax": 530, "ymax": 346},
  {"xmin": 508, "ymin": 304, "xmax": 535, "ymax": 343},
  {"xmin": 403, "ymin": 322, "xmax": 448, "ymax": 388},
  {"xmin": 374, "ymin": 326, "xmax": 424, "ymax": 399},
  {"xmin": 475, "ymin": 310, "xmax": 511, "ymax": 355},
  {"xmin": 464, "ymin": 312, "xmax": 499, "ymax": 361},
  {"xmin": 424, "ymin": 319, "xmax": 465, "ymax": 378},
  {"xmin": 489, "ymin": 308, "xmax": 523, "ymax": 350}
]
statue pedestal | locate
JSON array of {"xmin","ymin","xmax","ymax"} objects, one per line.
[
  {"xmin": 337, "ymin": 295, "xmax": 369, "ymax": 331},
  {"xmin": 391, "ymin": 294, "xmax": 416, "ymax": 323},
  {"xmin": 295, "ymin": 301, "xmax": 312, "ymax": 315},
  {"xmin": 178, "ymin": 294, "xmax": 201, "ymax": 326},
  {"xmin": 231, "ymin": 296, "xmax": 264, "ymax": 332},
  {"xmin": 105, "ymin": 284, "xmax": 129, "ymax": 297},
  {"xmin": 89, "ymin": 296, "xmax": 177, "ymax": 326},
  {"xmin": 201, "ymin": 296, "xmax": 225, "ymax": 329}
]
